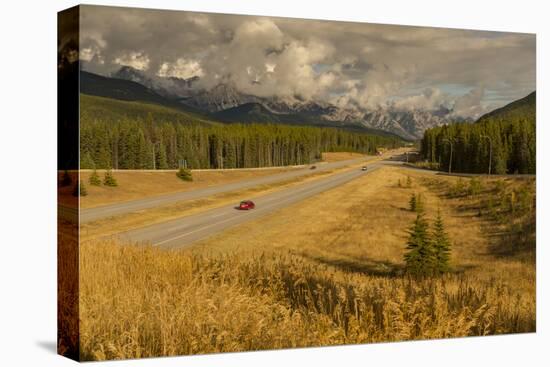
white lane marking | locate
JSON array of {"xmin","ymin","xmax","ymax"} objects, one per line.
[
  {"xmin": 210, "ymin": 212, "xmax": 227, "ymax": 218},
  {"xmin": 153, "ymin": 168, "xmax": 372, "ymax": 247}
]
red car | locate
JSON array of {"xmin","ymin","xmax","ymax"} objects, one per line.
[{"xmin": 238, "ymin": 200, "xmax": 256, "ymax": 210}]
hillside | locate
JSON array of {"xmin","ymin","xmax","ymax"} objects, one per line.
[
  {"xmin": 420, "ymin": 91, "xmax": 536, "ymax": 174},
  {"xmin": 80, "ymin": 71, "xmax": 207, "ymax": 117},
  {"xmin": 477, "ymin": 91, "xmax": 535, "ymax": 124},
  {"xmin": 80, "ymin": 94, "xmax": 215, "ymax": 126}
]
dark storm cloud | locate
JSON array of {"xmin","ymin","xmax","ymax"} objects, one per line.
[{"xmin": 79, "ymin": 5, "xmax": 536, "ymax": 116}]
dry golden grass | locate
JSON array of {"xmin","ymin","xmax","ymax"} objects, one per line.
[
  {"xmin": 78, "ymin": 167, "xmax": 535, "ymax": 360},
  {"xmin": 321, "ymin": 151, "xmax": 366, "ymax": 162},
  {"xmin": 76, "ymin": 167, "xmax": 298, "ymax": 208},
  {"xmin": 80, "ymin": 159, "xmax": 379, "ymax": 242}
]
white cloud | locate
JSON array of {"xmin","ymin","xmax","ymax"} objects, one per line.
[
  {"xmin": 113, "ymin": 51, "xmax": 150, "ymax": 71},
  {"xmin": 158, "ymin": 58, "xmax": 204, "ymax": 79},
  {"xmin": 79, "ymin": 5, "xmax": 536, "ymax": 116},
  {"xmin": 393, "ymin": 88, "xmax": 449, "ymax": 111},
  {"xmin": 452, "ymin": 86, "xmax": 486, "ymax": 117}
]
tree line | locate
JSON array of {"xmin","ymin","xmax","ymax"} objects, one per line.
[
  {"xmin": 80, "ymin": 118, "xmax": 401, "ymax": 170},
  {"xmin": 420, "ymin": 116, "xmax": 535, "ymax": 174}
]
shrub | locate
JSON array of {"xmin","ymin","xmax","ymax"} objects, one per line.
[
  {"xmin": 103, "ymin": 170, "xmax": 118, "ymax": 187},
  {"xmin": 89, "ymin": 170, "xmax": 101, "ymax": 186},
  {"xmin": 176, "ymin": 168, "xmax": 193, "ymax": 182},
  {"xmin": 406, "ymin": 176, "xmax": 412, "ymax": 188}
]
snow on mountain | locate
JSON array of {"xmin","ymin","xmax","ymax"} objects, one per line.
[{"xmin": 110, "ymin": 66, "xmax": 471, "ymax": 139}]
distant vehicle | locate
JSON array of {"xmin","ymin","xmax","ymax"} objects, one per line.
[
  {"xmin": 361, "ymin": 166, "xmax": 368, "ymax": 171},
  {"xmin": 310, "ymin": 165, "xmax": 317, "ymax": 170},
  {"xmin": 238, "ymin": 200, "xmax": 255, "ymax": 210}
]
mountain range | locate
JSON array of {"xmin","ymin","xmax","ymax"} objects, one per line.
[{"xmin": 83, "ymin": 66, "xmax": 479, "ymax": 139}]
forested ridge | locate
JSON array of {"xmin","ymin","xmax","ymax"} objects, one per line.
[
  {"xmin": 80, "ymin": 95, "xmax": 402, "ymax": 169},
  {"xmin": 420, "ymin": 92, "xmax": 535, "ymax": 174}
]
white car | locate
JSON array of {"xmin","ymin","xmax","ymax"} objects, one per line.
[{"xmin": 361, "ymin": 166, "xmax": 368, "ymax": 171}]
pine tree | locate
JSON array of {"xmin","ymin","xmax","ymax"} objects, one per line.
[
  {"xmin": 404, "ymin": 211, "xmax": 435, "ymax": 276},
  {"xmin": 103, "ymin": 169, "xmax": 118, "ymax": 187},
  {"xmin": 79, "ymin": 113, "xmax": 401, "ymax": 170},
  {"xmin": 409, "ymin": 193, "xmax": 417, "ymax": 212},
  {"xmin": 156, "ymin": 141, "xmax": 169, "ymax": 169},
  {"xmin": 432, "ymin": 209, "xmax": 451, "ymax": 273},
  {"xmin": 80, "ymin": 152, "xmax": 95, "ymax": 169},
  {"xmin": 406, "ymin": 176, "xmax": 412, "ymax": 188},
  {"xmin": 89, "ymin": 169, "xmax": 101, "ymax": 186}
]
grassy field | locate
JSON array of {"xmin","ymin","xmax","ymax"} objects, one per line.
[
  {"xmin": 77, "ymin": 167, "xmax": 298, "ymax": 209},
  {"xmin": 320, "ymin": 151, "xmax": 367, "ymax": 162},
  {"xmin": 78, "ymin": 167, "xmax": 535, "ymax": 360}
]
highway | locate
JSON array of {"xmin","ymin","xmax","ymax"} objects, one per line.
[
  {"xmin": 79, "ymin": 156, "xmax": 372, "ymax": 223},
  {"xmin": 114, "ymin": 162, "xmax": 382, "ymax": 249},
  {"xmin": 72, "ymin": 152, "xmax": 535, "ymax": 249}
]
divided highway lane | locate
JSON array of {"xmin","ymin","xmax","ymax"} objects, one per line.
[
  {"xmin": 80, "ymin": 157, "xmax": 370, "ymax": 223},
  {"xmin": 115, "ymin": 163, "xmax": 382, "ymax": 249}
]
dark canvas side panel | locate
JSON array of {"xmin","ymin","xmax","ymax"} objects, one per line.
[{"xmin": 57, "ymin": 5, "xmax": 80, "ymax": 361}]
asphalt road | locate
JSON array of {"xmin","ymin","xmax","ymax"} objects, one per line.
[
  {"xmin": 79, "ymin": 157, "xmax": 371, "ymax": 223},
  {"xmin": 114, "ymin": 162, "xmax": 382, "ymax": 249}
]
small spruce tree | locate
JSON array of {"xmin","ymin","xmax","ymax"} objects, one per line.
[
  {"xmin": 404, "ymin": 211, "xmax": 434, "ymax": 276},
  {"xmin": 409, "ymin": 193, "xmax": 417, "ymax": 212},
  {"xmin": 406, "ymin": 176, "xmax": 412, "ymax": 188},
  {"xmin": 431, "ymin": 209, "xmax": 451, "ymax": 273},
  {"xmin": 89, "ymin": 169, "xmax": 101, "ymax": 186},
  {"xmin": 176, "ymin": 167, "xmax": 193, "ymax": 182},
  {"xmin": 103, "ymin": 169, "xmax": 118, "ymax": 187}
]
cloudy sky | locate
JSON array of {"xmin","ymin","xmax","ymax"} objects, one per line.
[{"xmin": 80, "ymin": 5, "xmax": 536, "ymax": 117}]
